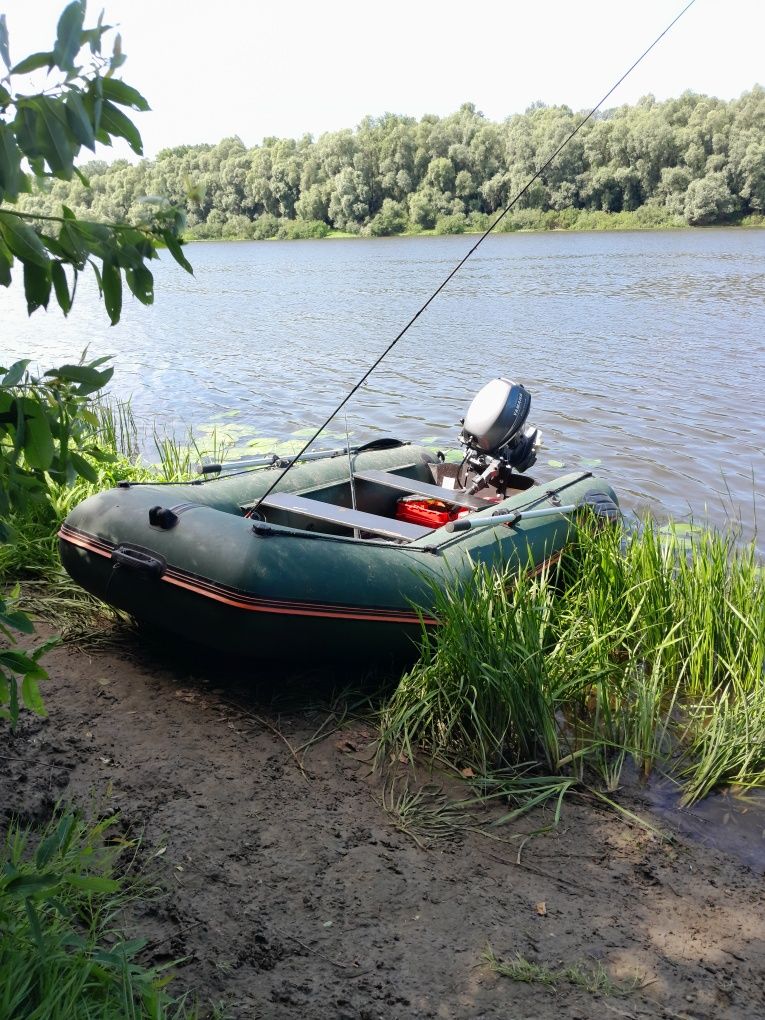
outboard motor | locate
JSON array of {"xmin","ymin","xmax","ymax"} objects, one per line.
[{"xmin": 459, "ymin": 377, "xmax": 542, "ymax": 496}]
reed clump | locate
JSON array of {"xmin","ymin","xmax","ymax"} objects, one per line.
[{"xmin": 380, "ymin": 521, "xmax": 764, "ymax": 808}]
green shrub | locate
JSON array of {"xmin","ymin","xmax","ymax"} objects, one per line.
[
  {"xmin": 275, "ymin": 219, "xmax": 329, "ymax": 240},
  {"xmin": 466, "ymin": 211, "xmax": 491, "ymax": 232},
  {"xmin": 251, "ymin": 213, "xmax": 280, "ymax": 239},
  {"xmin": 220, "ymin": 214, "xmax": 255, "ymax": 239},
  {"xmin": 0, "ymin": 811, "xmax": 193, "ymax": 1019},
  {"xmin": 367, "ymin": 199, "xmax": 407, "ymax": 236},
  {"xmin": 434, "ymin": 213, "xmax": 466, "ymax": 235}
]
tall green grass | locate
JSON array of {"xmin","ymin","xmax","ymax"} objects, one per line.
[
  {"xmin": 151, "ymin": 425, "xmax": 232, "ymax": 481},
  {"xmin": 0, "ymin": 811, "xmax": 193, "ymax": 1019},
  {"xmin": 380, "ymin": 521, "xmax": 764, "ymax": 808}
]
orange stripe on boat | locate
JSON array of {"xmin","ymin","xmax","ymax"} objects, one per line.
[{"xmin": 59, "ymin": 524, "xmax": 435, "ymax": 626}]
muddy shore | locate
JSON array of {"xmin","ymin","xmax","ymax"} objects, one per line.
[{"xmin": 2, "ymin": 627, "xmax": 764, "ymax": 1020}]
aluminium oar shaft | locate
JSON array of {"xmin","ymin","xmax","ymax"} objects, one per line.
[{"xmin": 445, "ymin": 503, "xmax": 577, "ymax": 533}]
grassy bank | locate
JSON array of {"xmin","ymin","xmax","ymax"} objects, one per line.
[
  {"xmin": 184, "ymin": 208, "xmax": 765, "ymax": 243},
  {"xmin": 380, "ymin": 519, "xmax": 764, "ymax": 812}
]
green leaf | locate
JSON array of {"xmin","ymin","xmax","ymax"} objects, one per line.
[
  {"xmin": 163, "ymin": 231, "xmax": 193, "ymax": 274},
  {"xmin": 3, "ymin": 360, "xmax": 30, "ymax": 387},
  {"xmin": 13, "ymin": 103, "xmax": 44, "ymax": 160},
  {"xmin": 34, "ymin": 98, "xmax": 75, "ymax": 178},
  {"xmin": 101, "ymin": 77, "xmax": 150, "ymax": 112},
  {"xmin": 102, "ymin": 258, "xmax": 122, "ymax": 324},
  {"xmin": 0, "ymin": 212, "xmax": 49, "ymax": 268},
  {"xmin": 22, "ymin": 404, "xmax": 54, "ymax": 469},
  {"xmin": 0, "ymin": 238, "xmax": 11, "ymax": 286},
  {"xmin": 0, "ymin": 124, "xmax": 20, "ymax": 201},
  {"xmin": 53, "ymin": 2, "xmax": 85, "ymax": 71},
  {"xmin": 0, "ymin": 649, "xmax": 38, "ymax": 673},
  {"xmin": 0, "ymin": 14, "xmax": 11, "ymax": 72},
  {"xmin": 64, "ymin": 91, "xmax": 95, "ymax": 151},
  {"xmin": 23, "ymin": 260, "xmax": 51, "ymax": 314},
  {"xmin": 31, "ymin": 636, "xmax": 59, "ymax": 662},
  {"xmin": 8, "ymin": 668, "xmax": 18, "ymax": 725},
  {"xmin": 90, "ymin": 258, "xmax": 102, "ymax": 294},
  {"xmin": 0, "ymin": 607, "xmax": 34, "ymax": 633},
  {"xmin": 108, "ymin": 32, "xmax": 125, "ymax": 73},
  {"xmin": 36, "ymin": 816, "xmax": 75, "ymax": 869},
  {"xmin": 77, "ymin": 220, "xmax": 112, "ymax": 243},
  {"xmin": 84, "ymin": 354, "xmax": 112, "ymax": 369},
  {"xmin": 51, "ymin": 261, "xmax": 72, "ymax": 315},
  {"xmin": 82, "ymin": 84, "xmax": 102, "ymax": 137},
  {"xmin": 69, "ymin": 449, "xmax": 98, "ymax": 482},
  {"xmin": 99, "ymin": 99, "xmax": 143, "ymax": 155},
  {"xmin": 64, "ymin": 874, "xmax": 119, "ymax": 893},
  {"xmin": 21, "ymin": 672, "xmax": 46, "ymax": 715},
  {"xmin": 39, "ymin": 232, "xmax": 67, "ymax": 259},
  {"xmin": 11, "ymin": 51, "xmax": 53, "ymax": 75},
  {"xmin": 4, "ymin": 873, "xmax": 60, "ymax": 897},
  {"xmin": 125, "ymin": 263, "xmax": 154, "ymax": 304},
  {"xmin": 59, "ymin": 221, "xmax": 87, "ymax": 263},
  {"xmin": 44, "ymin": 363, "xmax": 113, "ymax": 394},
  {"xmin": 113, "ymin": 242, "xmax": 143, "ymax": 270}
]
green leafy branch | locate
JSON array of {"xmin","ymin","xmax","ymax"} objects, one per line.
[
  {"xmin": 0, "ymin": 355, "xmax": 116, "ymax": 524},
  {"xmin": 0, "ymin": 353, "xmax": 118, "ymax": 726},
  {"xmin": 0, "ymin": 1, "xmax": 193, "ymax": 324},
  {"xmin": 0, "ymin": 585, "xmax": 53, "ymax": 723}
]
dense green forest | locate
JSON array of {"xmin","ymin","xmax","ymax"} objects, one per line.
[{"xmin": 17, "ymin": 88, "xmax": 765, "ymax": 239}]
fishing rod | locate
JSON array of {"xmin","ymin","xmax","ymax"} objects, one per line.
[{"xmin": 249, "ymin": 0, "xmax": 698, "ymax": 513}]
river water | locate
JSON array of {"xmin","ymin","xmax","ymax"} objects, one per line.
[{"xmin": 3, "ymin": 228, "xmax": 764, "ymax": 545}]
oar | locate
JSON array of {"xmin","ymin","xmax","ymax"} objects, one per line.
[
  {"xmin": 199, "ymin": 446, "xmax": 351, "ymax": 475},
  {"xmin": 445, "ymin": 503, "xmax": 578, "ymax": 533}
]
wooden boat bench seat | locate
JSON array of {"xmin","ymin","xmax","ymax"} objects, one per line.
[
  {"xmin": 353, "ymin": 469, "xmax": 486, "ymax": 509},
  {"xmin": 250, "ymin": 491, "xmax": 432, "ymax": 542}
]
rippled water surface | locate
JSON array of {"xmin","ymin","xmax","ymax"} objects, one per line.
[{"xmin": 4, "ymin": 229, "xmax": 764, "ymax": 543}]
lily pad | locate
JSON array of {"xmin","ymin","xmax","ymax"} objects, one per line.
[
  {"xmin": 196, "ymin": 422, "xmax": 256, "ymax": 442},
  {"xmin": 657, "ymin": 522, "xmax": 705, "ymax": 537},
  {"xmin": 444, "ymin": 450, "xmax": 464, "ymax": 464},
  {"xmin": 246, "ymin": 437, "xmax": 283, "ymax": 452},
  {"xmin": 291, "ymin": 427, "xmax": 344, "ymax": 440},
  {"xmin": 547, "ymin": 459, "xmax": 566, "ymax": 469}
]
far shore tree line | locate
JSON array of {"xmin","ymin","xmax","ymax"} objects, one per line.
[{"xmin": 16, "ymin": 88, "xmax": 765, "ymax": 240}]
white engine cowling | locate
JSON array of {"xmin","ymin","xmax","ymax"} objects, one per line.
[{"xmin": 462, "ymin": 377, "xmax": 532, "ymax": 455}]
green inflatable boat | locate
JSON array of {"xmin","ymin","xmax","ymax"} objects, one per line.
[{"xmin": 59, "ymin": 379, "xmax": 619, "ymax": 660}]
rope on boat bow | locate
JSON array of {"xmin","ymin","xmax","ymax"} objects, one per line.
[{"xmin": 249, "ymin": 0, "xmax": 698, "ymax": 513}]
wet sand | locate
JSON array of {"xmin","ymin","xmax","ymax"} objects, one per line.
[{"xmin": 2, "ymin": 628, "xmax": 764, "ymax": 1020}]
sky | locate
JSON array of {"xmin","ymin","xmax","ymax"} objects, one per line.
[{"xmin": 2, "ymin": 0, "xmax": 764, "ymax": 159}]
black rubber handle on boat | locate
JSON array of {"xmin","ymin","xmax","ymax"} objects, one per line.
[
  {"xmin": 445, "ymin": 519, "xmax": 472, "ymax": 533},
  {"xmin": 111, "ymin": 545, "xmax": 166, "ymax": 578}
]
